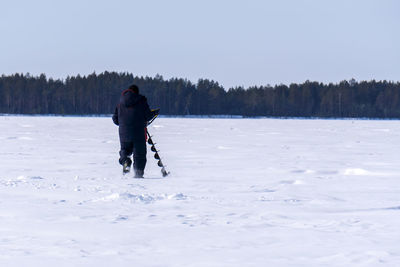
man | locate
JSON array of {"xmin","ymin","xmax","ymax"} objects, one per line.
[{"xmin": 112, "ymin": 84, "xmax": 155, "ymax": 177}]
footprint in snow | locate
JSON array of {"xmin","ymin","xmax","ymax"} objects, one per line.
[
  {"xmin": 30, "ymin": 176, "xmax": 44, "ymax": 180},
  {"xmin": 114, "ymin": 215, "xmax": 129, "ymax": 222}
]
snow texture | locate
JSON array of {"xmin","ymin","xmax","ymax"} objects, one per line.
[{"xmin": 1, "ymin": 116, "xmax": 400, "ymax": 266}]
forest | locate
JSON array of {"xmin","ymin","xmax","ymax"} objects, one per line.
[{"xmin": 0, "ymin": 72, "xmax": 399, "ymax": 118}]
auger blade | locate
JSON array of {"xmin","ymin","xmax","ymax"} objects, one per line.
[
  {"xmin": 147, "ymin": 126, "xmax": 169, "ymax": 178},
  {"xmin": 161, "ymin": 167, "xmax": 169, "ymax": 177}
]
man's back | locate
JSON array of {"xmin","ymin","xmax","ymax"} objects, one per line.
[{"xmin": 113, "ymin": 89, "xmax": 152, "ymax": 142}]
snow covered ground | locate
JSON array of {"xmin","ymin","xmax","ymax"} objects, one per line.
[{"xmin": 1, "ymin": 116, "xmax": 400, "ymax": 266}]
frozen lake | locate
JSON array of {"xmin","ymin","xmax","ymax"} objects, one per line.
[{"xmin": 1, "ymin": 116, "xmax": 400, "ymax": 266}]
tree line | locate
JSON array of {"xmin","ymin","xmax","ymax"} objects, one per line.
[{"xmin": 0, "ymin": 72, "xmax": 399, "ymax": 118}]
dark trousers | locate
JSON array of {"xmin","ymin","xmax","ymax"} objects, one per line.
[{"xmin": 119, "ymin": 140, "xmax": 147, "ymax": 171}]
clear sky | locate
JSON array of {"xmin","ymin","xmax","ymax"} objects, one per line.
[{"xmin": 1, "ymin": 0, "xmax": 399, "ymax": 89}]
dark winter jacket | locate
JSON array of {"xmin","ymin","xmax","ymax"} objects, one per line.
[{"xmin": 112, "ymin": 89, "xmax": 153, "ymax": 142}]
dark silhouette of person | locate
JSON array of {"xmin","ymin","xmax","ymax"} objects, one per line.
[{"xmin": 112, "ymin": 84, "xmax": 154, "ymax": 177}]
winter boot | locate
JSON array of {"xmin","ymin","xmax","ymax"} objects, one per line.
[
  {"xmin": 134, "ymin": 169, "xmax": 144, "ymax": 178},
  {"xmin": 122, "ymin": 158, "xmax": 132, "ymax": 175}
]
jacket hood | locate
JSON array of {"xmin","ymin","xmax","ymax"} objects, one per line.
[{"xmin": 121, "ymin": 90, "xmax": 143, "ymax": 108}]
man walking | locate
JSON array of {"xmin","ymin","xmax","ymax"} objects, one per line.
[{"xmin": 112, "ymin": 84, "xmax": 155, "ymax": 177}]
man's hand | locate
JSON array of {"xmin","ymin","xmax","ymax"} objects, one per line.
[{"xmin": 147, "ymin": 108, "xmax": 160, "ymax": 126}]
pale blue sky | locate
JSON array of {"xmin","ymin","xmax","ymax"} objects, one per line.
[{"xmin": 1, "ymin": 0, "xmax": 399, "ymax": 88}]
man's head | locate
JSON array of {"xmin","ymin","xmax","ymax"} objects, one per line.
[{"xmin": 129, "ymin": 84, "xmax": 139, "ymax": 94}]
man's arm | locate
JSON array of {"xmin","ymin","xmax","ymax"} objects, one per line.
[{"xmin": 112, "ymin": 106, "xmax": 119, "ymax": 125}]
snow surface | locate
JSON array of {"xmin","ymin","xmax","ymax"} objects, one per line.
[{"xmin": 1, "ymin": 116, "xmax": 400, "ymax": 266}]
